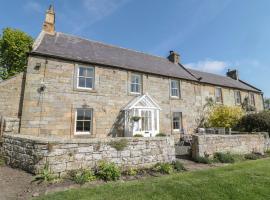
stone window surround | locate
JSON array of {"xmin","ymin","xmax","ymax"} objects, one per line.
[
  {"xmin": 249, "ymin": 92, "xmax": 256, "ymax": 106},
  {"xmin": 72, "ymin": 106, "xmax": 94, "ymax": 136},
  {"xmin": 215, "ymin": 87, "xmax": 223, "ymax": 104},
  {"xmin": 128, "ymin": 72, "xmax": 143, "ymax": 96},
  {"xmin": 234, "ymin": 90, "xmax": 242, "ymax": 105},
  {"xmin": 74, "ymin": 108, "xmax": 93, "ymax": 135},
  {"xmin": 170, "ymin": 79, "xmax": 181, "ymax": 99},
  {"xmin": 73, "ymin": 64, "xmax": 96, "ymax": 93},
  {"xmin": 172, "ymin": 112, "xmax": 183, "ymax": 132}
]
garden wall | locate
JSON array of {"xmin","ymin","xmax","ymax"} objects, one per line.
[
  {"xmin": 2, "ymin": 134, "xmax": 175, "ymax": 177},
  {"xmin": 192, "ymin": 134, "xmax": 266, "ymax": 158}
]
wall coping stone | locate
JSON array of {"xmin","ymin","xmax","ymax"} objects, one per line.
[{"xmin": 3, "ymin": 133, "xmax": 173, "ymax": 144}]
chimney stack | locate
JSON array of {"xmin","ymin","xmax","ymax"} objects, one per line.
[
  {"xmin": 42, "ymin": 5, "xmax": 55, "ymax": 35},
  {"xmin": 168, "ymin": 51, "xmax": 180, "ymax": 64},
  {"xmin": 227, "ymin": 69, "xmax": 239, "ymax": 80}
]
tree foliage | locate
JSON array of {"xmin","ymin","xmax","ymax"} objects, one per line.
[
  {"xmin": 236, "ymin": 110, "xmax": 270, "ymax": 133},
  {"xmin": 0, "ymin": 28, "xmax": 33, "ymax": 79},
  {"xmin": 206, "ymin": 105, "xmax": 244, "ymax": 128}
]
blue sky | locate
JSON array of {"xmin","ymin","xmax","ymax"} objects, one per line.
[{"xmin": 0, "ymin": 0, "xmax": 269, "ymax": 97}]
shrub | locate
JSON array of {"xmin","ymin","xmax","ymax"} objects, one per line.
[
  {"xmin": 153, "ymin": 163, "xmax": 174, "ymax": 174},
  {"xmin": 155, "ymin": 133, "xmax": 167, "ymax": 137},
  {"xmin": 214, "ymin": 152, "xmax": 235, "ymax": 163},
  {"xmin": 96, "ymin": 161, "xmax": 121, "ymax": 181},
  {"xmin": 244, "ymin": 153, "xmax": 261, "ymax": 160},
  {"xmin": 206, "ymin": 105, "xmax": 244, "ymax": 128},
  {"xmin": 133, "ymin": 134, "xmax": 143, "ymax": 137},
  {"xmin": 68, "ymin": 169, "xmax": 96, "ymax": 185},
  {"xmin": 34, "ymin": 163, "xmax": 56, "ymax": 182},
  {"xmin": 124, "ymin": 167, "xmax": 138, "ymax": 176},
  {"xmin": 235, "ymin": 111, "xmax": 270, "ymax": 134},
  {"xmin": 109, "ymin": 139, "xmax": 128, "ymax": 151},
  {"xmin": 172, "ymin": 160, "xmax": 185, "ymax": 172},
  {"xmin": 194, "ymin": 156, "xmax": 211, "ymax": 164}
]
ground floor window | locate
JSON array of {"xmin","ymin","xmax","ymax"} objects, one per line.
[
  {"xmin": 173, "ymin": 112, "xmax": 182, "ymax": 131},
  {"xmin": 75, "ymin": 108, "xmax": 92, "ymax": 134}
]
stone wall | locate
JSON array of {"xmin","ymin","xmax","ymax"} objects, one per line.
[
  {"xmin": 0, "ymin": 73, "xmax": 25, "ymax": 118},
  {"xmin": 0, "ymin": 117, "xmax": 20, "ymax": 137},
  {"xmin": 3, "ymin": 134, "xmax": 175, "ymax": 177},
  {"xmin": 192, "ymin": 134, "xmax": 266, "ymax": 158}
]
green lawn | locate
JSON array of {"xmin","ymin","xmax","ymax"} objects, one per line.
[{"xmin": 37, "ymin": 158, "xmax": 270, "ymax": 200}]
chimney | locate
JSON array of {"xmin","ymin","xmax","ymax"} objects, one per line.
[
  {"xmin": 168, "ymin": 51, "xmax": 180, "ymax": 64},
  {"xmin": 42, "ymin": 5, "xmax": 55, "ymax": 35},
  {"xmin": 227, "ymin": 69, "xmax": 239, "ymax": 80}
]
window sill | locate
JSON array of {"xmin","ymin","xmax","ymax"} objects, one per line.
[
  {"xmin": 74, "ymin": 87, "xmax": 97, "ymax": 93},
  {"xmin": 129, "ymin": 92, "xmax": 141, "ymax": 96},
  {"xmin": 170, "ymin": 96, "xmax": 182, "ymax": 100},
  {"xmin": 74, "ymin": 134, "xmax": 93, "ymax": 138}
]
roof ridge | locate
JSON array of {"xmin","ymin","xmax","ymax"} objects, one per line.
[{"xmin": 56, "ymin": 32, "xmax": 169, "ymax": 62}]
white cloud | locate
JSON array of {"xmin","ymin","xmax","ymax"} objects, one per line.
[
  {"xmin": 185, "ymin": 59, "xmax": 228, "ymax": 74},
  {"xmin": 23, "ymin": 1, "xmax": 42, "ymax": 13}
]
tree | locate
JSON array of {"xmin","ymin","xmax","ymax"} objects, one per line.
[
  {"xmin": 0, "ymin": 28, "xmax": 33, "ymax": 79},
  {"xmin": 264, "ymin": 98, "xmax": 270, "ymax": 110},
  {"xmin": 206, "ymin": 105, "xmax": 244, "ymax": 128}
]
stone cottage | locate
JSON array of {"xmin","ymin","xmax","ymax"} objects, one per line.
[{"xmin": 0, "ymin": 6, "xmax": 264, "ymax": 139}]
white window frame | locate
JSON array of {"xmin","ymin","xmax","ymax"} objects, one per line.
[
  {"xmin": 170, "ymin": 79, "xmax": 180, "ymax": 98},
  {"xmin": 77, "ymin": 66, "xmax": 94, "ymax": 90},
  {"xmin": 215, "ymin": 87, "xmax": 223, "ymax": 103},
  {"xmin": 130, "ymin": 73, "xmax": 142, "ymax": 94},
  {"xmin": 74, "ymin": 108, "xmax": 93, "ymax": 135},
  {"xmin": 234, "ymin": 90, "xmax": 241, "ymax": 105},
  {"xmin": 172, "ymin": 112, "xmax": 182, "ymax": 132}
]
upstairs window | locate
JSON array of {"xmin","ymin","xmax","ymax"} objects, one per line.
[
  {"xmin": 75, "ymin": 108, "xmax": 92, "ymax": 134},
  {"xmin": 249, "ymin": 93, "xmax": 255, "ymax": 106},
  {"xmin": 77, "ymin": 66, "xmax": 94, "ymax": 89},
  {"xmin": 215, "ymin": 87, "xmax": 223, "ymax": 103},
  {"xmin": 173, "ymin": 112, "xmax": 182, "ymax": 131},
  {"xmin": 234, "ymin": 91, "xmax": 241, "ymax": 105},
  {"xmin": 130, "ymin": 74, "xmax": 142, "ymax": 94},
  {"xmin": 170, "ymin": 80, "xmax": 180, "ymax": 98}
]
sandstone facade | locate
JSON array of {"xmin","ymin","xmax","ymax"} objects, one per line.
[
  {"xmin": 16, "ymin": 56, "xmax": 264, "ymax": 138},
  {"xmin": 3, "ymin": 134, "xmax": 175, "ymax": 177}
]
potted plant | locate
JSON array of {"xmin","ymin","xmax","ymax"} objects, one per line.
[{"xmin": 131, "ymin": 116, "xmax": 141, "ymax": 122}]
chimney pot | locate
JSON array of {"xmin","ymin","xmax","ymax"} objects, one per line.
[{"xmin": 168, "ymin": 51, "xmax": 180, "ymax": 64}]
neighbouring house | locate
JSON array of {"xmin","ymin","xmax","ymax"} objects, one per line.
[{"xmin": 0, "ymin": 6, "xmax": 264, "ymax": 140}]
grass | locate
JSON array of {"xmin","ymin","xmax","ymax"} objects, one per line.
[{"xmin": 36, "ymin": 158, "xmax": 270, "ymax": 200}]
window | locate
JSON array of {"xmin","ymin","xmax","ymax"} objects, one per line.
[
  {"xmin": 77, "ymin": 66, "xmax": 94, "ymax": 89},
  {"xmin": 130, "ymin": 74, "xmax": 141, "ymax": 94},
  {"xmin": 215, "ymin": 87, "xmax": 223, "ymax": 103},
  {"xmin": 173, "ymin": 112, "xmax": 182, "ymax": 131},
  {"xmin": 75, "ymin": 108, "xmax": 92, "ymax": 134},
  {"xmin": 170, "ymin": 80, "xmax": 180, "ymax": 97},
  {"xmin": 141, "ymin": 110, "xmax": 152, "ymax": 131},
  {"xmin": 234, "ymin": 91, "xmax": 241, "ymax": 105},
  {"xmin": 249, "ymin": 93, "xmax": 255, "ymax": 106}
]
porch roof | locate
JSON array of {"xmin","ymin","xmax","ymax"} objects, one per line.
[{"xmin": 123, "ymin": 93, "xmax": 161, "ymax": 110}]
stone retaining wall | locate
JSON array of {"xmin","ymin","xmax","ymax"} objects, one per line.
[
  {"xmin": 192, "ymin": 134, "xmax": 266, "ymax": 158},
  {"xmin": 3, "ymin": 134, "xmax": 175, "ymax": 177}
]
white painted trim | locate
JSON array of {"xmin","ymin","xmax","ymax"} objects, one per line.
[{"xmin": 74, "ymin": 108, "xmax": 92, "ymax": 135}]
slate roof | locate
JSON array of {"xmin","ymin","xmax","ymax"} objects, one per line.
[
  {"xmin": 188, "ymin": 69, "xmax": 261, "ymax": 92},
  {"xmin": 31, "ymin": 31, "xmax": 261, "ymax": 93}
]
